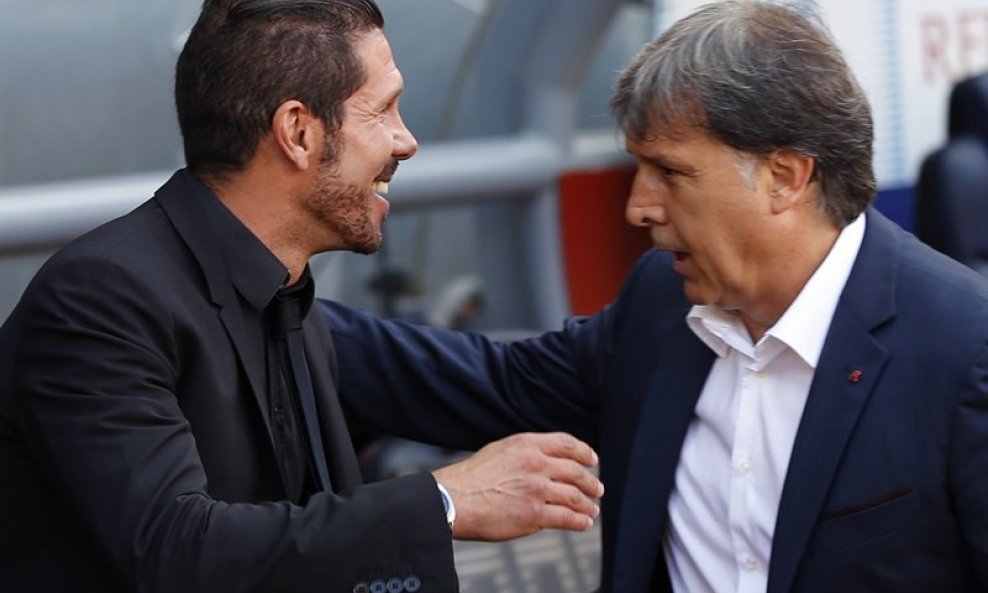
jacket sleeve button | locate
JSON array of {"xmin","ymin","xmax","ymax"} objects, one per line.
[{"xmin": 403, "ymin": 576, "xmax": 422, "ymax": 593}]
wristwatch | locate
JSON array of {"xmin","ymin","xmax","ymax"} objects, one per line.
[{"xmin": 436, "ymin": 482, "xmax": 456, "ymax": 532}]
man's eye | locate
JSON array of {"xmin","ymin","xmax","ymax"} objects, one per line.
[{"xmin": 649, "ymin": 162, "xmax": 676, "ymax": 177}]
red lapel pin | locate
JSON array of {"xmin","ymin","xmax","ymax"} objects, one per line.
[{"xmin": 848, "ymin": 369, "xmax": 863, "ymax": 383}]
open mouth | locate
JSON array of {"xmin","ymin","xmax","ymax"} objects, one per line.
[{"xmin": 372, "ymin": 160, "xmax": 400, "ymax": 196}]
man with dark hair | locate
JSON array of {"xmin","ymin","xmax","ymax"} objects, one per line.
[
  {"xmin": 0, "ymin": 1, "xmax": 603, "ymax": 592},
  {"xmin": 322, "ymin": 1, "xmax": 988, "ymax": 591}
]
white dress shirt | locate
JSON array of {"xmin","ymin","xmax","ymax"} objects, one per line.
[{"xmin": 664, "ymin": 214, "xmax": 866, "ymax": 593}]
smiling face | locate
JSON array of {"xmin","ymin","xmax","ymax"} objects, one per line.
[
  {"xmin": 625, "ymin": 124, "xmax": 774, "ymax": 312},
  {"xmin": 305, "ymin": 28, "xmax": 417, "ymax": 254}
]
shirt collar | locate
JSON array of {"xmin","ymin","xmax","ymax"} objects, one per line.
[
  {"xmin": 274, "ymin": 266, "xmax": 316, "ymax": 319},
  {"xmin": 687, "ymin": 213, "xmax": 866, "ymax": 368},
  {"xmin": 686, "ymin": 306, "xmax": 745, "ymax": 359},
  {"xmin": 186, "ymin": 170, "xmax": 292, "ymax": 311},
  {"xmin": 769, "ymin": 213, "xmax": 865, "ymax": 368}
]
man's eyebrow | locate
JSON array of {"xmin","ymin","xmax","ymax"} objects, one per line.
[
  {"xmin": 627, "ymin": 147, "xmax": 682, "ymax": 169},
  {"xmin": 376, "ymin": 78, "xmax": 404, "ymax": 109}
]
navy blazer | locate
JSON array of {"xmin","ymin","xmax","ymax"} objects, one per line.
[{"xmin": 325, "ymin": 208, "xmax": 988, "ymax": 592}]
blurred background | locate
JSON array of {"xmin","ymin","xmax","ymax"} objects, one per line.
[
  {"xmin": 2, "ymin": 0, "xmax": 987, "ymax": 327},
  {"xmin": 2, "ymin": 0, "xmax": 987, "ymax": 590}
]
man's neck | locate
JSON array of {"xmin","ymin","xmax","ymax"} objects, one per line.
[
  {"xmin": 205, "ymin": 168, "xmax": 312, "ymax": 284},
  {"xmin": 736, "ymin": 221, "xmax": 843, "ymax": 342}
]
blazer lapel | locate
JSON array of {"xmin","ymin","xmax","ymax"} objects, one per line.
[
  {"xmin": 767, "ymin": 312, "xmax": 888, "ymax": 593},
  {"xmin": 304, "ymin": 316, "xmax": 362, "ymax": 493},
  {"xmin": 613, "ymin": 320, "xmax": 715, "ymax": 593},
  {"xmin": 154, "ymin": 172, "xmax": 272, "ymax": 439},
  {"xmin": 219, "ymin": 303, "xmax": 270, "ymax": 430},
  {"xmin": 767, "ymin": 208, "xmax": 898, "ymax": 593}
]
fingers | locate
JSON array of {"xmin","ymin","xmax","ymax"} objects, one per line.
[
  {"xmin": 430, "ymin": 432, "xmax": 604, "ymax": 541},
  {"xmin": 539, "ymin": 479, "xmax": 600, "ymax": 524},
  {"xmin": 537, "ymin": 502, "xmax": 596, "ymax": 532},
  {"xmin": 479, "ymin": 432, "xmax": 603, "ymax": 502},
  {"xmin": 545, "ymin": 457, "xmax": 604, "ymax": 499},
  {"xmin": 529, "ymin": 432, "xmax": 599, "ymax": 468},
  {"xmin": 505, "ymin": 432, "xmax": 603, "ymax": 498}
]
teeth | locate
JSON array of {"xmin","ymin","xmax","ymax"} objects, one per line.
[{"xmin": 373, "ymin": 181, "xmax": 390, "ymax": 195}]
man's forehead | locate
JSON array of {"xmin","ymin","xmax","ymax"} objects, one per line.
[
  {"xmin": 352, "ymin": 28, "xmax": 398, "ymax": 74},
  {"xmin": 349, "ymin": 30, "xmax": 403, "ymax": 101},
  {"xmin": 624, "ymin": 122, "xmax": 703, "ymax": 153}
]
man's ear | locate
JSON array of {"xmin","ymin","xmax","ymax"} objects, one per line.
[
  {"xmin": 766, "ymin": 148, "xmax": 816, "ymax": 214},
  {"xmin": 271, "ymin": 100, "xmax": 321, "ymax": 171}
]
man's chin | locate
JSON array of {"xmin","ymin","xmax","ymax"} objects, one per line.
[
  {"xmin": 681, "ymin": 282, "xmax": 711, "ymax": 306},
  {"xmin": 348, "ymin": 233, "xmax": 383, "ymax": 255},
  {"xmin": 351, "ymin": 245, "xmax": 381, "ymax": 256}
]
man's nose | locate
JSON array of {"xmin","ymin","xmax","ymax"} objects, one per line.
[
  {"xmin": 625, "ymin": 178, "xmax": 666, "ymax": 227},
  {"xmin": 393, "ymin": 113, "xmax": 418, "ymax": 161},
  {"xmin": 626, "ymin": 203, "xmax": 663, "ymax": 227}
]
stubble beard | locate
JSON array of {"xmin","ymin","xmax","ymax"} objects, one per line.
[{"xmin": 307, "ymin": 163, "xmax": 383, "ymax": 255}]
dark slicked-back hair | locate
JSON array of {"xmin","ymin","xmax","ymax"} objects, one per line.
[
  {"xmin": 610, "ymin": 0, "xmax": 875, "ymax": 226},
  {"xmin": 175, "ymin": 0, "xmax": 384, "ymax": 181}
]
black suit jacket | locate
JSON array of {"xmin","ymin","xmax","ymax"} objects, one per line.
[
  {"xmin": 324, "ymin": 208, "xmax": 988, "ymax": 592},
  {"xmin": 0, "ymin": 170, "xmax": 456, "ymax": 593}
]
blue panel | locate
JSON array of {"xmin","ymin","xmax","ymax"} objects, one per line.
[{"xmin": 874, "ymin": 185, "xmax": 915, "ymax": 232}]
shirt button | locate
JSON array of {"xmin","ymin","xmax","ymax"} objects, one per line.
[
  {"xmin": 737, "ymin": 460, "xmax": 752, "ymax": 475},
  {"xmin": 742, "ymin": 555, "xmax": 759, "ymax": 570}
]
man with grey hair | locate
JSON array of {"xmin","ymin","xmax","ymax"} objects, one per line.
[{"xmin": 322, "ymin": 1, "xmax": 988, "ymax": 591}]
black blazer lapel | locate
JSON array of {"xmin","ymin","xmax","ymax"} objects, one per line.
[
  {"xmin": 767, "ymin": 208, "xmax": 898, "ymax": 593},
  {"xmin": 218, "ymin": 304, "xmax": 271, "ymax": 430},
  {"xmin": 153, "ymin": 172, "xmax": 273, "ymax": 442},
  {"xmin": 305, "ymin": 310, "xmax": 362, "ymax": 492}
]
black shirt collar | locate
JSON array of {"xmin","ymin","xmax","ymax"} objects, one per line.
[{"xmin": 183, "ymin": 170, "xmax": 307, "ymax": 312}]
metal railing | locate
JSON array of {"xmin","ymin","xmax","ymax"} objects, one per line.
[{"xmin": 0, "ymin": 131, "xmax": 628, "ymax": 254}]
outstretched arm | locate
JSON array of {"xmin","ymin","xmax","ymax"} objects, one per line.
[{"xmin": 322, "ymin": 299, "xmax": 618, "ymax": 450}]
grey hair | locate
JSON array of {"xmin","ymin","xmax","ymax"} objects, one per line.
[{"xmin": 610, "ymin": 0, "xmax": 875, "ymax": 226}]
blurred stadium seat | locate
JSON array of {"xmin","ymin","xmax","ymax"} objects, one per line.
[{"xmin": 915, "ymin": 72, "xmax": 988, "ymax": 275}]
